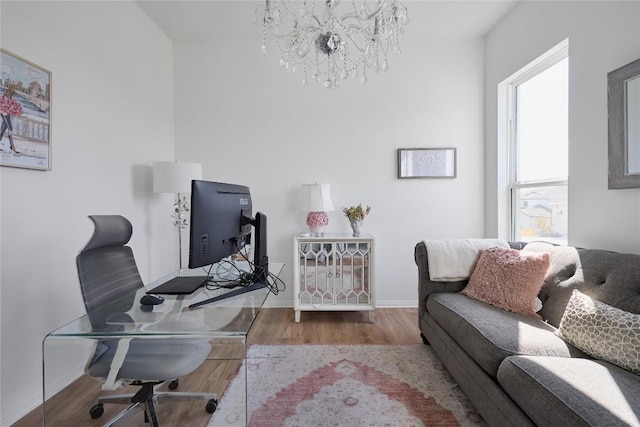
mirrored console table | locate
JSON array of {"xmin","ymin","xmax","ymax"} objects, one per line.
[{"xmin": 293, "ymin": 233, "xmax": 375, "ymax": 323}]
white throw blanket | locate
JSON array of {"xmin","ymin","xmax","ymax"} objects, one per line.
[{"xmin": 424, "ymin": 238, "xmax": 510, "ymax": 282}]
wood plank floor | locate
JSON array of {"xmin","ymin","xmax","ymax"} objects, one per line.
[{"xmin": 13, "ymin": 308, "xmax": 421, "ymax": 427}]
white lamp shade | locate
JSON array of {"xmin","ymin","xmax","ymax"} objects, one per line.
[
  {"xmin": 153, "ymin": 161, "xmax": 202, "ymax": 194},
  {"xmin": 301, "ymin": 183, "xmax": 335, "ymax": 212}
]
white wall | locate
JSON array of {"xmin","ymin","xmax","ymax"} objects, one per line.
[
  {"xmin": 0, "ymin": 2, "xmax": 178, "ymax": 424},
  {"xmin": 485, "ymin": 1, "xmax": 640, "ymax": 253},
  {"xmin": 173, "ymin": 36, "xmax": 487, "ymax": 307}
]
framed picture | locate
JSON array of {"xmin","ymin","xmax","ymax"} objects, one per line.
[
  {"xmin": 0, "ymin": 48, "xmax": 51, "ymax": 171},
  {"xmin": 397, "ymin": 148, "xmax": 456, "ymax": 179}
]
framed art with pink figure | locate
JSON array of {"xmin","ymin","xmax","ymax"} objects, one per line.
[{"xmin": 0, "ymin": 48, "xmax": 51, "ymax": 171}]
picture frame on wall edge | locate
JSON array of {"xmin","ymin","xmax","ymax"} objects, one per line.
[{"xmin": 0, "ymin": 48, "xmax": 52, "ymax": 171}]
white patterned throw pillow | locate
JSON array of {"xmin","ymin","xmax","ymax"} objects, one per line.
[{"xmin": 556, "ymin": 289, "xmax": 640, "ymax": 374}]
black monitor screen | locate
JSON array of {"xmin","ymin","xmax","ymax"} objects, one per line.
[{"xmin": 188, "ymin": 180, "xmax": 252, "ymax": 269}]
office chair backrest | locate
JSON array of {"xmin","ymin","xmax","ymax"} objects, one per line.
[{"xmin": 77, "ymin": 215, "xmax": 144, "ymax": 329}]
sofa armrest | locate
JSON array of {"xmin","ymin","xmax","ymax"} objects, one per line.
[{"xmin": 414, "ymin": 241, "xmax": 468, "ymax": 323}]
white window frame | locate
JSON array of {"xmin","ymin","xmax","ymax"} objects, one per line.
[{"xmin": 497, "ymin": 39, "xmax": 569, "ymax": 242}]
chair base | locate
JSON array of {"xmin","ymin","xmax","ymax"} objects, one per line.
[{"xmin": 95, "ymin": 383, "xmax": 217, "ymax": 427}]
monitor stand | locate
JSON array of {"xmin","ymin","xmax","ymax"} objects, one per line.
[{"xmin": 188, "ymin": 280, "xmax": 266, "ymax": 309}]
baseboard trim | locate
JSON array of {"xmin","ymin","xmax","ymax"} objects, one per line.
[{"xmin": 263, "ymin": 300, "xmax": 418, "ymax": 308}]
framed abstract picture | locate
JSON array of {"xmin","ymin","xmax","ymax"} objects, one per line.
[
  {"xmin": 0, "ymin": 48, "xmax": 51, "ymax": 171},
  {"xmin": 397, "ymin": 148, "xmax": 456, "ymax": 179}
]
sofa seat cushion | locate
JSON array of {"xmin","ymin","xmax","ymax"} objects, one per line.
[
  {"xmin": 428, "ymin": 292, "xmax": 585, "ymax": 377},
  {"xmin": 498, "ymin": 356, "xmax": 640, "ymax": 427}
]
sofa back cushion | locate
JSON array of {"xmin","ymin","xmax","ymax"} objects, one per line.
[{"xmin": 523, "ymin": 242, "xmax": 640, "ymax": 327}]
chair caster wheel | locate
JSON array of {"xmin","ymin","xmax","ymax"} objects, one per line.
[
  {"xmin": 206, "ymin": 398, "xmax": 218, "ymax": 413},
  {"xmin": 89, "ymin": 403, "xmax": 104, "ymax": 419},
  {"xmin": 168, "ymin": 379, "xmax": 179, "ymax": 390}
]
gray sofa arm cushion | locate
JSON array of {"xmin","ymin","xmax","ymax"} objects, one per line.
[{"xmin": 414, "ymin": 241, "xmax": 467, "ymax": 322}]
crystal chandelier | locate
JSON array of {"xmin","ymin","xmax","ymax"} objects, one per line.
[{"xmin": 255, "ymin": 0, "xmax": 409, "ymax": 89}]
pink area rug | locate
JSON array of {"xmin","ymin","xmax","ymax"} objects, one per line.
[{"xmin": 208, "ymin": 345, "xmax": 484, "ymax": 426}]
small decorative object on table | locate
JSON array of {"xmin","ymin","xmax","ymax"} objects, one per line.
[{"xmin": 343, "ymin": 203, "xmax": 371, "ymax": 237}]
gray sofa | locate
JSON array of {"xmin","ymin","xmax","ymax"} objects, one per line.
[{"xmin": 415, "ymin": 240, "xmax": 640, "ymax": 426}]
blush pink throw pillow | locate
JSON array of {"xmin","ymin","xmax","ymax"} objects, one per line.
[{"xmin": 461, "ymin": 247, "xmax": 550, "ymax": 318}]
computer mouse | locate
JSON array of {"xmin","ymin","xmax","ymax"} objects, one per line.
[{"xmin": 140, "ymin": 294, "xmax": 165, "ymax": 306}]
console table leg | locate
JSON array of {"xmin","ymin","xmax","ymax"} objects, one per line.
[
  {"xmin": 295, "ymin": 310, "xmax": 301, "ymax": 323},
  {"xmin": 369, "ymin": 310, "xmax": 375, "ymax": 323}
]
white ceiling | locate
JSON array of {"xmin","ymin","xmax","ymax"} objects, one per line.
[{"xmin": 136, "ymin": 0, "xmax": 519, "ymax": 43}]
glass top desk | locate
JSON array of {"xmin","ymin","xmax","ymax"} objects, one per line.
[{"xmin": 42, "ymin": 263, "xmax": 283, "ymax": 426}]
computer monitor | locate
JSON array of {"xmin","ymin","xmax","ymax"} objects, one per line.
[
  {"xmin": 188, "ymin": 180, "xmax": 252, "ymax": 269},
  {"xmin": 187, "ymin": 180, "xmax": 269, "ymax": 307}
]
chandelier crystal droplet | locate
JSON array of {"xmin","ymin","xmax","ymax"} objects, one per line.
[{"xmin": 255, "ymin": 0, "xmax": 409, "ymax": 89}]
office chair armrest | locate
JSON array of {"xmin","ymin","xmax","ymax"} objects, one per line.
[
  {"xmin": 105, "ymin": 312, "xmax": 164, "ymax": 326},
  {"xmin": 101, "ymin": 338, "xmax": 131, "ymax": 391},
  {"xmin": 104, "ymin": 312, "xmax": 136, "ymax": 325}
]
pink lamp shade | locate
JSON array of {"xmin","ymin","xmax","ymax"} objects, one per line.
[{"xmin": 301, "ymin": 183, "xmax": 335, "ymax": 235}]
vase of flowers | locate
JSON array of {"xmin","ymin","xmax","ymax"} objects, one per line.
[{"xmin": 343, "ymin": 204, "xmax": 371, "ymax": 237}]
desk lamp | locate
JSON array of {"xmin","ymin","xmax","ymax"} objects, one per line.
[
  {"xmin": 301, "ymin": 183, "xmax": 335, "ymax": 236},
  {"xmin": 153, "ymin": 160, "xmax": 202, "ymax": 271}
]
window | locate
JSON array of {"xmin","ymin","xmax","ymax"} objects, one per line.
[{"xmin": 501, "ymin": 41, "xmax": 569, "ymax": 244}]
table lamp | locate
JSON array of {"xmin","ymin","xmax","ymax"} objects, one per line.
[
  {"xmin": 301, "ymin": 183, "xmax": 335, "ymax": 236},
  {"xmin": 153, "ymin": 160, "xmax": 202, "ymax": 271}
]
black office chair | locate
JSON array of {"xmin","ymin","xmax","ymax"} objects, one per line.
[{"xmin": 76, "ymin": 215, "xmax": 217, "ymax": 426}]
